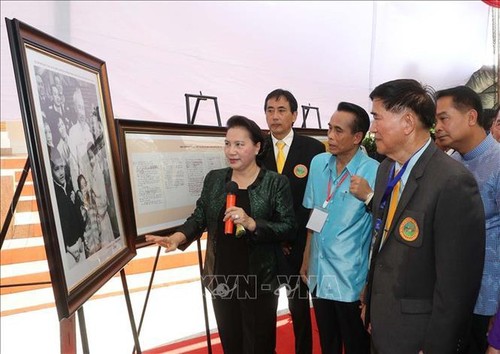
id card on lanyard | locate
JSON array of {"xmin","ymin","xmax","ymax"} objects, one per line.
[{"xmin": 306, "ymin": 170, "xmax": 349, "ymax": 233}]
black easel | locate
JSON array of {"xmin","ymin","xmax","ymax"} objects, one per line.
[
  {"xmin": 0, "ymin": 158, "xmax": 30, "ymax": 248},
  {"xmin": 301, "ymin": 104, "xmax": 322, "ymax": 129},
  {"xmin": 132, "ymin": 93, "xmax": 219, "ymax": 354},
  {"xmin": 132, "ymin": 246, "xmax": 161, "ymax": 354},
  {"xmin": 122, "ymin": 269, "xmax": 142, "ymax": 353},
  {"xmin": 185, "ymin": 92, "xmax": 220, "ymax": 354},
  {"xmin": 185, "ymin": 91, "xmax": 221, "ymax": 127}
]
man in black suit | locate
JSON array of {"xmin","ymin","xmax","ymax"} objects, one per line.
[
  {"xmin": 50, "ymin": 147, "xmax": 85, "ymax": 268},
  {"xmin": 365, "ymin": 79, "xmax": 485, "ymax": 353},
  {"xmin": 262, "ymin": 89, "xmax": 325, "ymax": 354}
]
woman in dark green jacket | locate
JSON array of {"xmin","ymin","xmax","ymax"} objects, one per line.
[{"xmin": 146, "ymin": 115, "xmax": 296, "ymax": 354}]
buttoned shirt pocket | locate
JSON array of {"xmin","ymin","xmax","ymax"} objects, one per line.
[{"xmin": 336, "ymin": 192, "xmax": 366, "ymax": 228}]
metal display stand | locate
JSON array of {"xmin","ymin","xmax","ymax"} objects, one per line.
[
  {"xmin": 1, "ymin": 158, "xmax": 30, "ymax": 249},
  {"xmin": 133, "ymin": 245, "xmax": 161, "ymax": 354},
  {"xmin": 0, "ymin": 159, "xmax": 141, "ymax": 354},
  {"xmin": 133, "ymin": 93, "xmax": 219, "ymax": 354},
  {"xmin": 185, "ymin": 91, "xmax": 221, "ymax": 127},
  {"xmin": 301, "ymin": 104, "xmax": 322, "ymax": 129},
  {"xmin": 186, "ymin": 93, "xmax": 221, "ymax": 354}
]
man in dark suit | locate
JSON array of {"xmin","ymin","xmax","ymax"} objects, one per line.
[
  {"xmin": 262, "ymin": 89, "xmax": 325, "ymax": 354},
  {"xmin": 50, "ymin": 147, "xmax": 85, "ymax": 268},
  {"xmin": 365, "ymin": 79, "xmax": 485, "ymax": 353}
]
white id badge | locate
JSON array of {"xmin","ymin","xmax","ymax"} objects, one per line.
[{"xmin": 306, "ymin": 207, "xmax": 328, "ymax": 233}]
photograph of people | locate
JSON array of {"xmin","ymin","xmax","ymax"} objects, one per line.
[
  {"xmin": 36, "ymin": 67, "xmax": 121, "ymax": 268},
  {"xmin": 49, "ymin": 147, "xmax": 86, "ymax": 268}
]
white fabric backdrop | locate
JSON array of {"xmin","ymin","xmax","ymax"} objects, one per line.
[{"xmin": 0, "ymin": 1, "xmax": 493, "ymax": 128}]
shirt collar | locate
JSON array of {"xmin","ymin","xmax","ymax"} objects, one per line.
[
  {"xmin": 324, "ymin": 147, "xmax": 365, "ymax": 178},
  {"xmin": 270, "ymin": 129, "xmax": 294, "ymax": 147},
  {"xmin": 54, "ymin": 180, "xmax": 67, "ymax": 192},
  {"xmin": 395, "ymin": 137, "xmax": 431, "ymax": 186},
  {"xmin": 461, "ymin": 133, "xmax": 495, "ymax": 161}
]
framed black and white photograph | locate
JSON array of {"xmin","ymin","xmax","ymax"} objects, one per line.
[
  {"xmin": 5, "ymin": 18, "xmax": 136, "ymax": 319},
  {"xmin": 116, "ymin": 119, "xmax": 228, "ymax": 246}
]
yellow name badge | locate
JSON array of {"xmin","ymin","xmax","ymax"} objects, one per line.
[{"xmin": 399, "ymin": 217, "xmax": 419, "ymax": 242}]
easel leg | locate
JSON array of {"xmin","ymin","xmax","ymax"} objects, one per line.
[
  {"xmin": 121, "ymin": 269, "xmax": 142, "ymax": 353},
  {"xmin": 132, "ymin": 246, "xmax": 161, "ymax": 354},
  {"xmin": 197, "ymin": 238, "xmax": 212, "ymax": 354},
  {"xmin": 60, "ymin": 314, "xmax": 77, "ymax": 354},
  {"xmin": 1, "ymin": 158, "xmax": 30, "ymax": 248},
  {"xmin": 78, "ymin": 307, "xmax": 90, "ymax": 354}
]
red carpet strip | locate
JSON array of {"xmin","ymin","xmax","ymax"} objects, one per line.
[{"xmin": 143, "ymin": 308, "xmax": 321, "ymax": 354}]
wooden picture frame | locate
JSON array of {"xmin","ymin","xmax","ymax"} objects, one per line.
[
  {"xmin": 5, "ymin": 18, "xmax": 136, "ymax": 319},
  {"xmin": 116, "ymin": 119, "xmax": 228, "ymax": 247}
]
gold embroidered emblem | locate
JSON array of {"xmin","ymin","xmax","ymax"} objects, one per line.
[
  {"xmin": 399, "ymin": 217, "xmax": 419, "ymax": 242},
  {"xmin": 294, "ymin": 164, "xmax": 308, "ymax": 178}
]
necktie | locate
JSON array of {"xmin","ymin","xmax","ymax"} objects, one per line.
[
  {"xmin": 381, "ymin": 177, "xmax": 401, "ymax": 248},
  {"xmin": 276, "ymin": 141, "xmax": 285, "ymax": 174}
]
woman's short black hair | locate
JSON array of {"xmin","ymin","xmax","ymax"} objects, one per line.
[{"xmin": 226, "ymin": 115, "xmax": 265, "ymax": 161}]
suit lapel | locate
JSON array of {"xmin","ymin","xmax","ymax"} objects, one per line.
[
  {"xmin": 282, "ymin": 134, "xmax": 300, "ymax": 175},
  {"xmin": 264, "ymin": 135, "xmax": 278, "ymax": 172},
  {"xmin": 373, "ymin": 161, "xmax": 392, "ymax": 214},
  {"xmin": 385, "ymin": 143, "xmax": 437, "ymax": 237}
]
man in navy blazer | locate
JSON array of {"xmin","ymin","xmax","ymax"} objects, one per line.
[
  {"xmin": 365, "ymin": 79, "xmax": 485, "ymax": 354},
  {"xmin": 262, "ymin": 89, "xmax": 325, "ymax": 354}
]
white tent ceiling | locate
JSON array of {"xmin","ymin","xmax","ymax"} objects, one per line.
[{"xmin": 0, "ymin": 1, "xmax": 495, "ymax": 128}]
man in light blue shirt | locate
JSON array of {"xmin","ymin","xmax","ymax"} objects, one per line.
[
  {"xmin": 301, "ymin": 101, "xmax": 379, "ymax": 354},
  {"xmin": 435, "ymin": 86, "xmax": 500, "ymax": 354}
]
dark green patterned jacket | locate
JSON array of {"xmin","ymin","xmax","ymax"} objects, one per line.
[{"xmin": 178, "ymin": 167, "xmax": 296, "ymax": 293}]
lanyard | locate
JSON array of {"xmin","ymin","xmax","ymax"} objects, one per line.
[
  {"xmin": 373, "ymin": 161, "xmax": 408, "ymax": 235},
  {"xmin": 323, "ymin": 170, "xmax": 349, "ymax": 208},
  {"xmin": 374, "ymin": 141, "xmax": 429, "ymax": 236}
]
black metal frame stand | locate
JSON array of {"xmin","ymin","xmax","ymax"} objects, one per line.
[
  {"xmin": 186, "ymin": 92, "xmax": 223, "ymax": 354},
  {"xmin": 1, "ymin": 158, "xmax": 30, "ymax": 248},
  {"xmin": 133, "ymin": 92, "xmax": 220, "ymax": 354},
  {"xmin": 185, "ymin": 92, "xmax": 221, "ymax": 127},
  {"xmin": 301, "ymin": 104, "xmax": 322, "ymax": 129},
  {"xmin": 132, "ymin": 245, "xmax": 161, "ymax": 354},
  {"xmin": 185, "ymin": 92, "xmax": 221, "ymax": 354}
]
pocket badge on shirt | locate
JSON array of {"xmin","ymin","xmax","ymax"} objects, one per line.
[
  {"xmin": 399, "ymin": 217, "xmax": 419, "ymax": 242},
  {"xmin": 293, "ymin": 164, "xmax": 308, "ymax": 178}
]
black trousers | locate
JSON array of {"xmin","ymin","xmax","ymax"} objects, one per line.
[
  {"xmin": 279, "ymin": 275, "xmax": 313, "ymax": 354},
  {"xmin": 212, "ymin": 291, "xmax": 279, "ymax": 354},
  {"xmin": 465, "ymin": 313, "xmax": 491, "ymax": 354},
  {"xmin": 312, "ymin": 293, "xmax": 370, "ymax": 354}
]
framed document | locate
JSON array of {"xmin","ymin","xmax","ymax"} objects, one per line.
[
  {"xmin": 5, "ymin": 18, "xmax": 136, "ymax": 319},
  {"xmin": 116, "ymin": 120, "xmax": 229, "ymax": 246}
]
